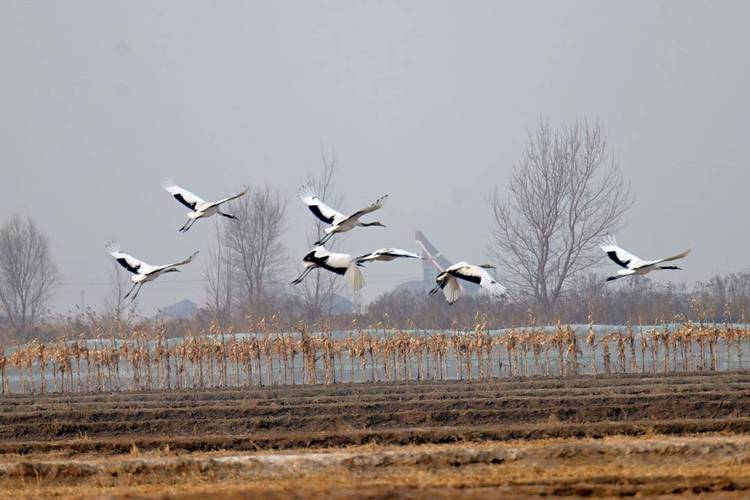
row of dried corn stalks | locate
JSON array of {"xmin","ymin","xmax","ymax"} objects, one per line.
[{"xmin": 0, "ymin": 321, "xmax": 746, "ymax": 394}]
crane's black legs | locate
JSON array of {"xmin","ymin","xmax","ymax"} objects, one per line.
[
  {"xmin": 314, "ymin": 232, "xmax": 333, "ymax": 246},
  {"xmin": 220, "ymin": 212, "xmax": 238, "ymax": 220},
  {"xmin": 130, "ymin": 283, "xmax": 143, "ymax": 301},
  {"xmin": 124, "ymin": 282, "xmax": 138, "ymax": 299},
  {"xmin": 291, "ymin": 267, "xmax": 313, "ymax": 285},
  {"xmin": 179, "ymin": 219, "xmax": 197, "ymax": 232}
]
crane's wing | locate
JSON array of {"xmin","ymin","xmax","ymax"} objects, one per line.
[
  {"xmin": 643, "ymin": 248, "xmax": 692, "ymax": 267},
  {"xmin": 106, "ymin": 242, "xmax": 154, "ymax": 275},
  {"xmin": 162, "ymin": 179, "xmax": 207, "ymax": 210},
  {"xmin": 344, "ymin": 263, "xmax": 365, "ymax": 290},
  {"xmin": 449, "ymin": 264, "xmax": 507, "ymax": 296},
  {"xmin": 155, "ymin": 250, "xmax": 200, "ymax": 273},
  {"xmin": 441, "ymin": 275, "xmax": 462, "ymax": 304},
  {"xmin": 209, "ymin": 187, "xmax": 249, "ymax": 207},
  {"xmin": 343, "ymin": 194, "xmax": 388, "ymax": 223},
  {"xmin": 299, "ymin": 186, "xmax": 346, "ymax": 225},
  {"xmin": 356, "ymin": 248, "xmax": 421, "ymax": 264},
  {"xmin": 600, "ymin": 235, "xmax": 643, "ymax": 269}
]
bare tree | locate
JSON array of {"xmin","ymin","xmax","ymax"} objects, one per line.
[
  {"xmin": 204, "ymin": 218, "xmax": 233, "ymax": 328},
  {"xmin": 298, "ymin": 152, "xmax": 344, "ymax": 321},
  {"xmin": 490, "ymin": 120, "xmax": 632, "ymax": 316},
  {"xmin": 223, "ymin": 186, "xmax": 287, "ymax": 317},
  {"xmin": 103, "ymin": 260, "xmax": 137, "ymax": 335},
  {"xmin": 0, "ymin": 215, "xmax": 59, "ymax": 341}
]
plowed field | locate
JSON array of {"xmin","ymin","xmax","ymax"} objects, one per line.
[{"xmin": 2, "ymin": 371, "xmax": 750, "ymax": 498}]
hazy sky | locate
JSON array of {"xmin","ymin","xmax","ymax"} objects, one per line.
[{"xmin": 1, "ymin": 1, "xmax": 749, "ymax": 315}]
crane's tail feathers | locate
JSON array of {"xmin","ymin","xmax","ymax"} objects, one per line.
[{"xmin": 345, "ymin": 264, "xmax": 365, "ymax": 291}]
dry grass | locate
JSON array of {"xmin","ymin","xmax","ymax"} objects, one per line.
[
  {"xmin": 2, "ymin": 320, "xmax": 747, "ymax": 394},
  {"xmin": 3, "ymin": 434, "xmax": 750, "ymax": 498}
]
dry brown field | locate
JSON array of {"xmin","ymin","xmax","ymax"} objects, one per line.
[{"xmin": 2, "ymin": 370, "xmax": 750, "ymax": 498}]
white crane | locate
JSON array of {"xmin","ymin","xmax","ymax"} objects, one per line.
[
  {"xmin": 429, "ymin": 262, "xmax": 506, "ymax": 305},
  {"xmin": 291, "ymin": 246, "xmax": 420, "ymax": 290},
  {"xmin": 106, "ymin": 242, "xmax": 199, "ymax": 300},
  {"xmin": 299, "ymin": 187, "xmax": 387, "ymax": 245},
  {"xmin": 162, "ymin": 179, "xmax": 248, "ymax": 232},
  {"xmin": 600, "ymin": 235, "xmax": 691, "ymax": 282}
]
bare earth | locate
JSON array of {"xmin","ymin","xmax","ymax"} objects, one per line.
[{"xmin": 2, "ymin": 371, "xmax": 750, "ymax": 498}]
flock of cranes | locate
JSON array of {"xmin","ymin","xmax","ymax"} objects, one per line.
[
  {"xmin": 106, "ymin": 181, "xmax": 692, "ymax": 305},
  {"xmin": 291, "ymin": 187, "xmax": 509, "ymax": 304}
]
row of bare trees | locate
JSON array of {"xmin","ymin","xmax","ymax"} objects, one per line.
[
  {"xmin": 3, "ymin": 119, "xmax": 633, "ymax": 343},
  {"xmin": 0, "ymin": 153, "xmax": 347, "ymax": 344},
  {"xmin": 198, "ymin": 119, "xmax": 634, "ymax": 328},
  {"xmin": 1, "ymin": 320, "xmax": 747, "ymax": 395},
  {"xmin": 1, "ymin": 119, "xmax": 745, "ymax": 343}
]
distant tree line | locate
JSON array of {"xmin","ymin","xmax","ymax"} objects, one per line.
[
  {"xmin": 5, "ymin": 268, "xmax": 750, "ymax": 345},
  {"xmin": 1, "ymin": 120, "xmax": 743, "ymax": 344}
]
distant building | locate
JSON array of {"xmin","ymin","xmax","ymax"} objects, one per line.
[
  {"xmin": 158, "ymin": 299, "xmax": 198, "ymax": 320},
  {"xmin": 393, "ymin": 231, "xmax": 480, "ymax": 294}
]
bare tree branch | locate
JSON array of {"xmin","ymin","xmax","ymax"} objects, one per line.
[
  {"xmin": 0, "ymin": 215, "xmax": 59, "ymax": 341},
  {"xmin": 490, "ymin": 120, "xmax": 632, "ymax": 317},
  {"xmin": 103, "ymin": 260, "xmax": 137, "ymax": 336},
  {"xmin": 203, "ymin": 218, "xmax": 232, "ymax": 328},
  {"xmin": 223, "ymin": 186, "xmax": 287, "ymax": 318}
]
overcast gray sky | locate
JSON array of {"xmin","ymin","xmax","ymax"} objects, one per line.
[{"xmin": 1, "ymin": 1, "xmax": 749, "ymax": 315}]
